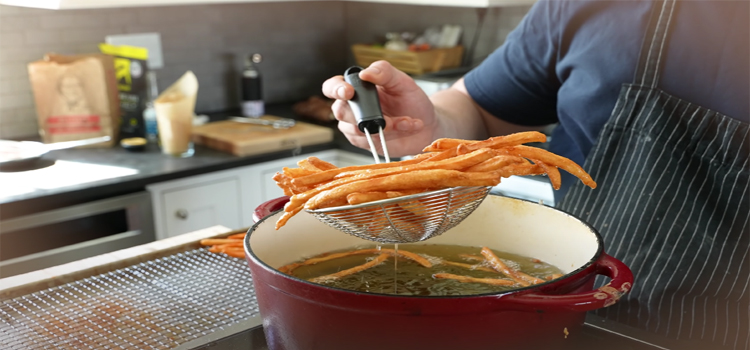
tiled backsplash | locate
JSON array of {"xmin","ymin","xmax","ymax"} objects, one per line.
[{"xmin": 0, "ymin": 1, "xmax": 529, "ymax": 139}]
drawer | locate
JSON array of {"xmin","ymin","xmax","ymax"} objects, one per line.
[{"xmin": 148, "ymin": 170, "xmax": 243, "ymax": 239}]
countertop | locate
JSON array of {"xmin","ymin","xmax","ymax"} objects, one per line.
[{"xmin": 0, "ymin": 103, "xmax": 357, "ymax": 220}]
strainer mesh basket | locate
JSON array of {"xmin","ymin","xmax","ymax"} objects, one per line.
[{"xmin": 307, "ymin": 186, "xmax": 491, "ymax": 243}]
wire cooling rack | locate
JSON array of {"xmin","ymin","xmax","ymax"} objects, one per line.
[{"xmin": 0, "ymin": 248, "xmax": 259, "ymax": 349}]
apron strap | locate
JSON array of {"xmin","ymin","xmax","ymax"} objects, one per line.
[{"xmin": 633, "ymin": 0, "xmax": 677, "ymax": 88}]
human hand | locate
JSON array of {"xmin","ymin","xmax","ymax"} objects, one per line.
[{"xmin": 322, "ymin": 60, "xmax": 439, "ymax": 157}]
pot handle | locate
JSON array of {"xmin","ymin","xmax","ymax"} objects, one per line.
[
  {"xmin": 506, "ymin": 253, "xmax": 633, "ymax": 312},
  {"xmin": 253, "ymin": 196, "xmax": 290, "ymax": 223}
]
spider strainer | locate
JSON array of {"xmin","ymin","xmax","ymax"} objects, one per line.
[
  {"xmin": 311, "ymin": 67, "xmax": 491, "ymax": 243},
  {"xmin": 306, "ymin": 186, "xmax": 492, "ymax": 243}
]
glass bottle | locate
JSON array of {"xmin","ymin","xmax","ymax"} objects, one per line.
[
  {"xmin": 241, "ymin": 53, "xmax": 264, "ymax": 118},
  {"xmin": 142, "ymin": 71, "xmax": 160, "ymax": 142}
]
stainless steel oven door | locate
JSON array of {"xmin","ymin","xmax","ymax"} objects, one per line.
[{"xmin": 0, "ymin": 192, "xmax": 155, "ymax": 278}]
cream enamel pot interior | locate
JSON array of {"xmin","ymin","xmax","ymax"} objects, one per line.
[{"xmin": 244, "ymin": 194, "xmax": 633, "ymax": 350}]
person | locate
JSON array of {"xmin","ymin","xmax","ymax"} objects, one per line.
[{"xmin": 323, "ymin": 0, "xmax": 749, "ymax": 349}]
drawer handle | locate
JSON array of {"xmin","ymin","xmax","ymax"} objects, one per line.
[{"xmin": 175, "ymin": 209, "xmax": 189, "ymax": 220}]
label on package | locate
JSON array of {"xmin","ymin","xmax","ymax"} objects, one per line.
[
  {"xmin": 100, "ymin": 44, "xmax": 149, "ymax": 139},
  {"xmin": 47, "ymin": 115, "xmax": 102, "ymax": 134}
]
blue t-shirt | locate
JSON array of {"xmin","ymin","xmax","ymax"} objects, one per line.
[{"xmin": 465, "ymin": 0, "xmax": 749, "ymax": 202}]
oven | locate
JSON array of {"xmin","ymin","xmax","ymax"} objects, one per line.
[{"xmin": 0, "ymin": 191, "xmax": 155, "ymax": 278}]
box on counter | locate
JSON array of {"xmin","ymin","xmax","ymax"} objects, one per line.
[{"xmin": 99, "ymin": 43, "xmax": 150, "ymax": 140}]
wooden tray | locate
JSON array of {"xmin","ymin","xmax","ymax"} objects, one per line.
[
  {"xmin": 352, "ymin": 44, "xmax": 464, "ymax": 75},
  {"xmin": 191, "ymin": 117, "xmax": 334, "ymax": 157}
]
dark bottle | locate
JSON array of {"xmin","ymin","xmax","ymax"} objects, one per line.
[{"xmin": 241, "ymin": 53, "xmax": 264, "ymax": 118}]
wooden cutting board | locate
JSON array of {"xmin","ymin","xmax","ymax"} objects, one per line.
[{"xmin": 191, "ymin": 117, "xmax": 334, "ymax": 156}]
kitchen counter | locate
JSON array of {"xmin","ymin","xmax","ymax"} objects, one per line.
[{"xmin": 0, "ymin": 103, "xmax": 356, "ymax": 220}]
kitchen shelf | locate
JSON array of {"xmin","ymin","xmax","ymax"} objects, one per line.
[
  {"xmin": 347, "ymin": 0, "xmax": 537, "ymax": 7},
  {"xmin": 0, "ymin": 0, "xmax": 535, "ymax": 10},
  {"xmin": 0, "ymin": 0, "xmax": 313, "ymax": 10}
]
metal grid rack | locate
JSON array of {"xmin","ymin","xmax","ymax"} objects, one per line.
[{"xmin": 0, "ymin": 248, "xmax": 259, "ymax": 349}]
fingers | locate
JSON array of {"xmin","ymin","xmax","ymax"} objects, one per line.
[
  {"xmin": 338, "ymin": 115, "xmax": 425, "ymax": 149},
  {"xmin": 337, "ymin": 121, "xmax": 372, "ymax": 149},
  {"xmin": 324, "ymin": 60, "xmax": 431, "ymax": 156},
  {"xmin": 322, "ymin": 75, "xmax": 352, "ymax": 100},
  {"xmin": 322, "ymin": 60, "xmax": 419, "ymax": 101},
  {"xmin": 332, "ymin": 99, "xmax": 356, "ymax": 124},
  {"xmin": 333, "ymin": 96, "xmax": 424, "ymax": 133}
]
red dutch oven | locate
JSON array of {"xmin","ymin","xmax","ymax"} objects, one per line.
[{"xmin": 244, "ymin": 194, "xmax": 633, "ymax": 350}]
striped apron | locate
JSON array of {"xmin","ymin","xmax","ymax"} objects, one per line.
[{"xmin": 559, "ymin": 1, "xmax": 750, "ymax": 349}]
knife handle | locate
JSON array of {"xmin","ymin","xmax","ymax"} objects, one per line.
[{"xmin": 344, "ymin": 66, "xmax": 386, "ymax": 134}]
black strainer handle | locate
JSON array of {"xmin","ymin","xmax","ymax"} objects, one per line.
[{"xmin": 344, "ymin": 66, "xmax": 386, "ymax": 135}]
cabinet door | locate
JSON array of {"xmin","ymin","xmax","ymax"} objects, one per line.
[{"xmin": 154, "ymin": 177, "xmax": 242, "ymax": 239}]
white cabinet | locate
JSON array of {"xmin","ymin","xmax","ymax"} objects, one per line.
[
  {"xmin": 147, "ymin": 149, "xmax": 372, "ymax": 238},
  {"xmin": 0, "ymin": 0, "xmax": 534, "ymax": 10},
  {"xmin": 148, "ymin": 169, "xmax": 243, "ymax": 239}
]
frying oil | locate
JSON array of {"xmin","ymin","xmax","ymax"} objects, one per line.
[
  {"xmin": 290, "ymin": 244, "xmax": 564, "ymax": 296},
  {"xmin": 393, "ymin": 243, "xmax": 398, "ymax": 294}
]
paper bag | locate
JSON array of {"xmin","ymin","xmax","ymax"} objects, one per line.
[{"xmin": 27, "ymin": 53, "xmax": 120, "ymax": 147}]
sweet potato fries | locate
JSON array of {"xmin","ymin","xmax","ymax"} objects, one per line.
[
  {"xmin": 272, "ymin": 131, "xmax": 596, "ymax": 230},
  {"xmin": 200, "ymin": 232, "xmax": 246, "ymax": 258}
]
